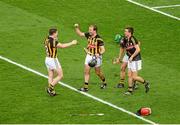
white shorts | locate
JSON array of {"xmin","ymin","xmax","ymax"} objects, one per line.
[
  {"xmin": 128, "ymin": 60, "xmax": 142, "ymax": 72},
  {"xmin": 45, "ymin": 57, "xmax": 61, "ymax": 70},
  {"xmin": 85, "ymin": 54, "xmax": 102, "ymax": 68},
  {"xmin": 122, "ymin": 54, "xmax": 129, "ymax": 63}
]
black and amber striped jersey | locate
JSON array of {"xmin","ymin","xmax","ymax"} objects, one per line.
[
  {"xmin": 85, "ymin": 32, "xmax": 104, "ymax": 55},
  {"xmin": 44, "ymin": 36, "xmax": 59, "ymax": 58}
]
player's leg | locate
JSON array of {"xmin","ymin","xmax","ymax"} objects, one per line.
[
  {"xmin": 120, "ymin": 62, "xmax": 127, "ymax": 81},
  {"xmin": 47, "ymin": 67, "xmax": 63, "ymax": 96},
  {"xmin": 84, "ymin": 64, "xmax": 91, "ymax": 88},
  {"xmin": 117, "ymin": 54, "xmax": 128, "ymax": 88},
  {"xmin": 50, "ymin": 67, "xmax": 63, "ymax": 86},
  {"xmin": 45, "ymin": 57, "xmax": 55, "ymax": 96},
  {"xmin": 50, "ymin": 58, "xmax": 63, "ymax": 86},
  {"xmin": 47, "ymin": 69, "xmax": 54, "ymax": 91},
  {"xmin": 95, "ymin": 66, "xmax": 107, "ymax": 89},
  {"xmin": 117, "ymin": 62, "xmax": 127, "ymax": 88},
  {"xmin": 131, "ymin": 60, "xmax": 150, "ymax": 93},
  {"xmin": 48, "ymin": 69, "xmax": 54, "ymax": 84},
  {"xmin": 95, "ymin": 55, "xmax": 106, "ymax": 89},
  {"xmin": 46, "ymin": 58, "xmax": 63, "ymax": 96},
  {"xmin": 132, "ymin": 79, "xmax": 138, "ymax": 90},
  {"xmin": 79, "ymin": 54, "xmax": 92, "ymax": 92},
  {"xmin": 124, "ymin": 60, "xmax": 134, "ymax": 95},
  {"xmin": 79, "ymin": 64, "xmax": 91, "ymax": 92},
  {"xmin": 132, "ymin": 71, "xmax": 144, "ymax": 83},
  {"xmin": 124, "ymin": 70, "xmax": 134, "ymax": 95},
  {"xmin": 132, "ymin": 71, "xmax": 150, "ymax": 93}
]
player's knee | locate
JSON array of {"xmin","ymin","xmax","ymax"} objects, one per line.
[
  {"xmin": 84, "ymin": 70, "xmax": 90, "ymax": 75},
  {"xmin": 121, "ymin": 65, "xmax": 126, "ymax": 72},
  {"xmin": 57, "ymin": 72, "xmax": 63, "ymax": 79},
  {"xmin": 132, "ymin": 74, "xmax": 137, "ymax": 80},
  {"xmin": 121, "ymin": 66, "xmax": 126, "ymax": 72},
  {"xmin": 128, "ymin": 72, "xmax": 132, "ymax": 78},
  {"xmin": 121, "ymin": 67, "xmax": 126, "ymax": 73}
]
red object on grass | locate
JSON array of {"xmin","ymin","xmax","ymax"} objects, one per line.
[{"xmin": 140, "ymin": 107, "xmax": 152, "ymax": 116}]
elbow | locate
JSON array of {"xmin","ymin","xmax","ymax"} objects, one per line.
[
  {"xmin": 75, "ymin": 30, "xmax": 83, "ymax": 37},
  {"xmin": 79, "ymin": 33, "xmax": 84, "ymax": 37},
  {"xmin": 76, "ymin": 33, "xmax": 82, "ymax": 37},
  {"xmin": 136, "ymin": 47, "xmax": 140, "ymax": 53},
  {"xmin": 136, "ymin": 49, "xmax": 140, "ymax": 54},
  {"xmin": 138, "ymin": 48, "xmax": 141, "ymax": 53}
]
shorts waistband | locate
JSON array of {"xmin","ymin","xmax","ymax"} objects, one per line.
[{"xmin": 46, "ymin": 56, "xmax": 57, "ymax": 59}]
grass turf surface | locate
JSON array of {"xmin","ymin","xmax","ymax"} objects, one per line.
[{"xmin": 0, "ymin": 0, "xmax": 180, "ymax": 124}]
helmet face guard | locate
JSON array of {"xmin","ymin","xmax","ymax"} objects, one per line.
[{"xmin": 88, "ymin": 56, "xmax": 97, "ymax": 67}]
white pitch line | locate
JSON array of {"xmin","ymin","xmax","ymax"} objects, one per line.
[
  {"xmin": 0, "ymin": 55, "xmax": 157, "ymax": 124},
  {"xmin": 70, "ymin": 113, "xmax": 104, "ymax": 116},
  {"xmin": 126, "ymin": 0, "xmax": 180, "ymax": 21},
  {"xmin": 152, "ymin": 4, "xmax": 180, "ymax": 9}
]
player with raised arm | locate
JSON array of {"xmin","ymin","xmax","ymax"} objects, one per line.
[
  {"xmin": 44, "ymin": 28, "xmax": 77, "ymax": 96},
  {"xmin": 74, "ymin": 24, "xmax": 107, "ymax": 92}
]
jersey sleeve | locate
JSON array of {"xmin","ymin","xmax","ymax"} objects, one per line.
[
  {"xmin": 44, "ymin": 38, "xmax": 49, "ymax": 45},
  {"xmin": 55, "ymin": 40, "xmax": 59, "ymax": 47},
  {"xmin": 131, "ymin": 36, "xmax": 138, "ymax": 45},
  {"xmin": 85, "ymin": 32, "xmax": 90, "ymax": 39},
  {"xmin": 97, "ymin": 38, "xmax": 104, "ymax": 46}
]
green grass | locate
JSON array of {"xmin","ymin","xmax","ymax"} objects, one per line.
[
  {"xmin": 0, "ymin": 0, "xmax": 180, "ymax": 124},
  {"xmin": 134, "ymin": 0, "xmax": 180, "ymax": 6},
  {"xmin": 134, "ymin": 0, "xmax": 180, "ymax": 17},
  {"xmin": 159, "ymin": 7, "xmax": 180, "ymax": 17},
  {"xmin": 0, "ymin": 60, "xmax": 145, "ymax": 124}
]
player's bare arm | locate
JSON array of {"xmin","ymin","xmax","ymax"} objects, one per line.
[
  {"xmin": 56, "ymin": 40, "xmax": 78, "ymax": 48},
  {"xmin": 95, "ymin": 45, "xmax": 105, "ymax": 58},
  {"xmin": 95, "ymin": 46, "xmax": 105, "ymax": 57},
  {"xmin": 128, "ymin": 41, "xmax": 140, "ymax": 62},
  {"xmin": 74, "ymin": 24, "xmax": 85, "ymax": 37},
  {"xmin": 129, "ymin": 44, "xmax": 140, "ymax": 62},
  {"xmin": 100, "ymin": 46, "xmax": 105, "ymax": 54}
]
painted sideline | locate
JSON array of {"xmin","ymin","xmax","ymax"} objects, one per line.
[
  {"xmin": 152, "ymin": 4, "xmax": 180, "ymax": 9},
  {"xmin": 0, "ymin": 55, "xmax": 157, "ymax": 124},
  {"xmin": 126, "ymin": 0, "xmax": 180, "ymax": 21}
]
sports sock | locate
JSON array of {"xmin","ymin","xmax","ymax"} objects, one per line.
[
  {"xmin": 128, "ymin": 86, "xmax": 133, "ymax": 92},
  {"xmin": 84, "ymin": 82, "xmax": 89, "ymax": 89},
  {"xmin": 48, "ymin": 83, "xmax": 54, "ymax": 88},
  {"xmin": 102, "ymin": 78, "xmax": 106, "ymax": 85},
  {"xmin": 48, "ymin": 83, "xmax": 54, "ymax": 92},
  {"xmin": 119, "ymin": 79, "xmax": 125, "ymax": 84}
]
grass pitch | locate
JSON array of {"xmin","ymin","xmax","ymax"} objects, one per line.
[{"xmin": 0, "ymin": 0, "xmax": 180, "ymax": 124}]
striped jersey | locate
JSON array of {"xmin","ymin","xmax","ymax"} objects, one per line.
[
  {"xmin": 85, "ymin": 32, "xmax": 104, "ymax": 55},
  {"xmin": 44, "ymin": 36, "xmax": 58, "ymax": 58}
]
